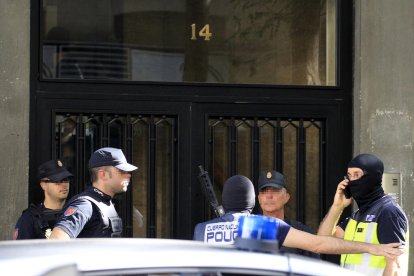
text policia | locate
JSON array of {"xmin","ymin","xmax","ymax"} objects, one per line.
[{"xmin": 204, "ymin": 221, "xmax": 238, "ymax": 244}]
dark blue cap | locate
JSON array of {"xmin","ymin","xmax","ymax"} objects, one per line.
[
  {"xmin": 88, "ymin": 147, "xmax": 138, "ymax": 172},
  {"xmin": 258, "ymin": 170, "xmax": 287, "ymax": 191},
  {"xmin": 38, "ymin": 160, "xmax": 73, "ymax": 182}
]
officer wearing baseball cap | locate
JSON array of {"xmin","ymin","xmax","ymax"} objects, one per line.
[
  {"xmin": 49, "ymin": 147, "xmax": 137, "ymax": 239},
  {"xmin": 257, "ymin": 170, "xmax": 288, "ymax": 191},
  {"xmin": 13, "ymin": 159, "xmax": 73, "ymax": 239},
  {"xmin": 257, "ymin": 170, "xmax": 319, "ymax": 259}
]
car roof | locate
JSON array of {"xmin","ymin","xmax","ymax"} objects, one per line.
[{"xmin": 0, "ymin": 238, "xmax": 362, "ymax": 276}]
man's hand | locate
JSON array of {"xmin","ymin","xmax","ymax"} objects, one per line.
[
  {"xmin": 368, "ymin": 242, "xmax": 404, "ymax": 258},
  {"xmin": 332, "ymin": 179, "xmax": 353, "ymax": 209},
  {"xmin": 317, "ymin": 179, "xmax": 352, "ymax": 237}
]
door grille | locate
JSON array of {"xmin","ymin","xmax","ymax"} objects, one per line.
[
  {"xmin": 207, "ymin": 116, "xmax": 325, "ymax": 232},
  {"xmin": 55, "ymin": 113, "xmax": 177, "ymax": 238}
]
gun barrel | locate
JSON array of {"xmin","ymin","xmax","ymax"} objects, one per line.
[{"xmin": 197, "ymin": 165, "xmax": 225, "ymax": 217}]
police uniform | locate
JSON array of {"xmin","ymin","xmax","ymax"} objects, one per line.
[
  {"xmin": 52, "ymin": 147, "xmax": 137, "ymax": 239},
  {"xmin": 193, "ymin": 211, "xmax": 248, "ymax": 244},
  {"xmin": 339, "ymin": 195, "xmax": 408, "ymax": 275},
  {"xmin": 13, "ymin": 159, "xmax": 72, "ymax": 240},
  {"xmin": 338, "ymin": 154, "xmax": 409, "ymax": 275},
  {"xmin": 193, "ymin": 211, "xmax": 291, "ymax": 246},
  {"xmin": 13, "ymin": 203, "xmax": 62, "ymax": 239},
  {"xmin": 257, "ymin": 170, "xmax": 319, "ymax": 259},
  {"xmin": 55, "ymin": 186, "xmax": 123, "ymax": 238},
  {"xmin": 193, "ymin": 175, "xmax": 292, "ymax": 245}
]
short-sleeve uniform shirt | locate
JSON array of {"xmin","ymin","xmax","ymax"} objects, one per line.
[
  {"xmin": 55, "ymin": 187, "xmax": 119, "ymax": 238},
  {"xmin": 193, "ymin": 211, "xmax": 291, "ymax": 246}
]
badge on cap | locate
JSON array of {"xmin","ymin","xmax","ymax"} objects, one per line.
[
  {"xmin": 57, "ymin": 160, "xmax": 63, "ymax": 167},
  {"xmin": 266, "ymin": 172, "xmax": 272, "ymax": 179}
]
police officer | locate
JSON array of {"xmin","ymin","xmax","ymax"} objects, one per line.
[
  {"xmin": 257, "ymin": 170, "xmax": 319, "ymax": 259},
  {"xmin": 193, "ymin": 174, "xmax": 404, "ymax": 259},
  {"xmin": 13, "ymin": 159, "xmax": 73, "ymax": 239},
  {"xmin": 49, "ymin": 147, "xmax": 137, "ymax": 239},
  {"xmin": 193, "ymin": 175, "xmax": 258, "ymax": 244},
  {"xmin": 318, "ymin": 154, "xmax": 408, "ymax": 275}
]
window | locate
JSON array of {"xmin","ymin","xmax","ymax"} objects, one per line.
[{"xmin": 41, "ymin": 0, "xmax": 336, "ymax": 85}]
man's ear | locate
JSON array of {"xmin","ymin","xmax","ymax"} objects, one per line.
[
  {"xmin": 284, "ymin": 191, "xmax": 291, "ymax": 204},
  {"xmin": 40, "ymin": 181, "xmax": 47, "ymax": 191},
  {"xmin": 98, "ymin": 168, "xmax": 110, "ymax": 180},
  {"xmin": 98, "ymin": 169, "xmax": 106, "ymax": 179}
]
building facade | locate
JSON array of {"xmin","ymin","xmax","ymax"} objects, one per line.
[{"xmin": 0, "ymin": 0, "xmax": 412, "ymax": 272}]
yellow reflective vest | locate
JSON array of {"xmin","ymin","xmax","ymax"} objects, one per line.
[
  {"xmin": 341, "ymin": 218, "xmax": 385, "ymax": 275},
  {"xmin": 340, "ymin": 196, "xmax": 408, "ymax": 276}
]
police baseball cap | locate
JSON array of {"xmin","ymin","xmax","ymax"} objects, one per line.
[
  {"xmin": 38, "ymin": 159, "xmax": 73, "ymax": 182},
  {"xmin": 88, "ymin": 147, "xmax": 138, "ymax": 172},
  {"xmin": 258, "ymin": 170, "xmax": 287, "ymax": 191}
]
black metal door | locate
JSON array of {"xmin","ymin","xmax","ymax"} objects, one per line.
[
  {"xmin": 31, "ymin": 97, "xmax": 351, "ymax": 241},
  {"xmin": 191, "ymin": 102, "xmax": 351, "ymax": 236},
  {"xmin": 31, "ymin": 97, "xmax": 193, "ymax": 238}
]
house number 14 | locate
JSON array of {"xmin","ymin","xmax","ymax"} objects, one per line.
[{"xmin": 190, "ymin": 24, "xmax": 212, "ymax": 41}]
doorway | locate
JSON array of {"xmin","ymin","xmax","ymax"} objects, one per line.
[{"xmin": 31, "ymin": 98, "xmax": 351, "ymax": 240}]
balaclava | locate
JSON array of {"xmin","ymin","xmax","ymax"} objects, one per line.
[
  {"xmin": 347, "ymin": 153, "xmax": 385, "ymax": 210},
  {"xmin": 222, "ymin": 175, "xmax": 255, "ymax": 213}
]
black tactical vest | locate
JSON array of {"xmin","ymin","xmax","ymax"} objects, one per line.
[
  {"xmin": 28, "ymin": 204, "xmax": 63, "ymax": 239},
  {"xmin": 78, "ymin": 196, "xmax": 123, "ymax": 237}
]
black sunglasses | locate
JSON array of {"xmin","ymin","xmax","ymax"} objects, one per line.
[{"xmin": 41, "ymin": 178, "xmax": 70, "ymax": 183}]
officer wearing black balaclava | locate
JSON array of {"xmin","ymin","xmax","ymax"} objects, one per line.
[
  {"xmin": 193, "ymin": 175, "xmax": 255, "ymax": 244},
  {"xmin": 346, "ymin": 153, "xmax": 385, "ymax": 210},
  {"xmin": 318, "ymin": 153, "xmax": 408, "ymax": 276}
]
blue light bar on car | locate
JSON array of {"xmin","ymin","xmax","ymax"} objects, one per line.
[{"xmin": 234, "ymin": 215, "xmax": 279, "ymax": 253}]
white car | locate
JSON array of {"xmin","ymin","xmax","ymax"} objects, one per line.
[{"xmin": 0, "ymin": 238, "xmax": 362, "ymax": 276}]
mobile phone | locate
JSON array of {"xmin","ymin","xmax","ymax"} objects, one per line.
[
  {"xmin": 343, "ymin": 185, "xmax": 352, "ymax": 199},
  {"xmin": 343, "ymin": 176, "xmax": 352, "ymax": 199}
]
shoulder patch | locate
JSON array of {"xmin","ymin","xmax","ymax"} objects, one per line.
[
  {"xmin": 13, "ymin": 228, "xmax": 18, "ymax": 240},
  {"xmin": 64, "ymin": 206, "xmax": 78, "ymax": 216}
]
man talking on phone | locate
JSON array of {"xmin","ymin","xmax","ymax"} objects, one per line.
[{"xmin": 318, "ymin": 153, "xmax": 408, "ymax": 276}]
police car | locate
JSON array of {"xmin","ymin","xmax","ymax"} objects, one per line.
[
  {"xmin": 0, "ymin": 216, "xmax": 362, "ymax": 276},
  {"xmin": 0, "ymin": 238, "xmax": 363, "ymax": 276}
]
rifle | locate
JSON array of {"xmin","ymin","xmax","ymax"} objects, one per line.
[{"xmin": 197, "ymin": 165, "xmax": 225, "ymax": 217}]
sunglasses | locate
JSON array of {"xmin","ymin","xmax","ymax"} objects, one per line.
[{"xmin": 41, "ymin": 178, "xmax": 70, "ymax": 183}]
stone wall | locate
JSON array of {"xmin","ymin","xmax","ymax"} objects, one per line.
[
  {"xmin": 0, "ymin": 0, "xmax": 30, "ymax": 240},
  {"xmin": 354, "ymin": 1, "xmax": 414, "ymax": 273}
]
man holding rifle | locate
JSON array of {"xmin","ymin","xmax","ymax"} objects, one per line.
[{"xmin": 193, "ymin": 174, "xmax": 254, "ymax": 243}]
